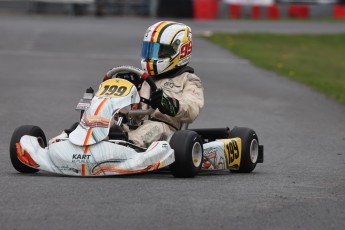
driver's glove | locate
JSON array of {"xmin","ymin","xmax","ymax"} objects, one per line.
[{"xmin": 151, "ymin": 89, "xmax": 179, "ymax": 117}]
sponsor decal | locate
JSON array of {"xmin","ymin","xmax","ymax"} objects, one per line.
[
  {"xmin": 202, "ymin": 148, "xmax": 226, "ymax": 170},
  {"xmin": 57, "ymin": 166, "xmax": 79, "ymax": 174},
  {"xmin": 163, "ymin": 79, "xmax": 179, "ymax": 89},
  {"xmin": 77, "ymin": 102, "xmax": 90, "ymax": 109},
  {"xmin": 204, "ymin": 148, "xmax": 217, "ymax": 159},
  {"xmin": 72, "ymin": 154, "xmax": 91, "ymax": 163}
]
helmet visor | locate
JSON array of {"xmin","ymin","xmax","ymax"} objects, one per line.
[{"xmin": 141, "ymin": 42, "xmax": 176, "ymax": 60}]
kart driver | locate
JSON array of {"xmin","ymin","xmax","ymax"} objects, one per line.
[
  {"xmin": 55, "ymin": 21, "xmax": 204, "ymax": 148},
  {"xmin": 121, "ymin": 21, "xmax": 204, "ymax": 147}
]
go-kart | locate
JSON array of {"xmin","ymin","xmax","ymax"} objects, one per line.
[{"xmin": 10, "ymin": 66, "xmax": 263, "ymax": 178}]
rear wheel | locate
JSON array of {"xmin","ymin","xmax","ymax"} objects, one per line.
[
  {"xmin": 10, "ymin": 125, "xmax": 46, "ymax": 173},
  {"xmin": 169, "ymin": 130, "xmax": 203, "ymax": 178},
  {"xmin": 229, "ymin": 127, "xmax": 259, "ymax": 173}
]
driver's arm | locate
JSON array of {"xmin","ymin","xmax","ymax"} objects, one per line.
[
  {"xmin": 174, "ymin": 73, "xmax": 204, "ymax": 123},
  {"xmin": 151, "ymin": 73, "xmax": 204, "ymax": 122}
]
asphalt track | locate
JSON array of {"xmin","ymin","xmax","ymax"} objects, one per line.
[{"xmin": 0, "ymin": 15, "xmax": 344, "ymax": 230}]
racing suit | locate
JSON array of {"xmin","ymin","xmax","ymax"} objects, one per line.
[{"xmin": 128, "ymin": 66, "xmax": 204, "ymax": 147}]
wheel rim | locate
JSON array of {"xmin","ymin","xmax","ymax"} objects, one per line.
[
  {"xmin": 192, "ymin": 142, "xmax": 202, "ymax": 167},
  {"xmin": 250, "ymin": 139, "xmax": 258, "ymax": 163}
]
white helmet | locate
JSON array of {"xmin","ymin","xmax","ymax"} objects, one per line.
[{"xmin": 141, "ymin": 21, "xmax": 192, "ymax": 76}]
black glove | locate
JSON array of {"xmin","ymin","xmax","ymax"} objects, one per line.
[{"xmin": 151, "ymin": 89, "xmax": 179, "ymax": 117}]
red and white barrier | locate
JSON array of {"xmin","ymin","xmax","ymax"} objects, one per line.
[
  {"xmin": 193, "ymin": 0, "xmax": 345, "ymax": 20},
  {"xmin": 334, "ymin": 5, "xmax": 345, "ymax": 19},
  {"xmin": 229, "ymin": 4, "xmax": 241, "ymax": 19},
  {"xmin": 251, "ymin": 5, "xmax": 261, "ymax": 19},
  {"xmin": 193, "ymin": 0, "xmax": 219, "ymax": 20},
  {"xmin": 288, "ymin": 4, "xmax": 309, "ymax": 19},
  {"xmin": 228, "ymin": 4, "xmax": 309, "ymax": 20},
  {"xmin": 267, "ymin": 4, "xmax": 279, "ymax": 20},
  {"xmin": 228, "ymin": 4, "xmax": 345, "ymax": 20}
]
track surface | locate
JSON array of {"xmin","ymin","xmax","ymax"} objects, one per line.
[{"xmin": 0, "ymin": 16, "xmax": 344, "ymax": 230}]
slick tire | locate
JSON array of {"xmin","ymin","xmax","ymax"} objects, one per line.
[
  {"xmin": 10, "ymin": 125, "xmax": 47, "ymax": 173},
  {"xmin": 169, "ymin": 130, "xmax": 203, "ymax": 178},
  {"xmin": 229, "ymin": 127, "xmax": 259, "ymax": 173}
]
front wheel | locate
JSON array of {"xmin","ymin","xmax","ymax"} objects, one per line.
[
  {"xmin": 229, "ymin": 127, "xmax": 259, "ymax": 173},
  {"xmin": 169, "ymin": 130, "xmax": 203, "ymax": 178},
  {"xmin": 9, "ymin": 125, "xmax": 47, "ymax": 173}
]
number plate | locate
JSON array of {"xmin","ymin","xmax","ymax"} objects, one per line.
[
  {"xmin": 96, "ymin": 79, "xmax": 133, "ymax": 98},
  {"xmin": 223, "ymin": 138, "xmax": 242, "ymax": 170}
]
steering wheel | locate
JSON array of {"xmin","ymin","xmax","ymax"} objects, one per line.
[
  {"xmin": 105, "ymin": 66, "xmax": 156, "ymax": 91},
  {"xmin": 104, "ymin": 66, "xmax": 156, "ymax": 116}
]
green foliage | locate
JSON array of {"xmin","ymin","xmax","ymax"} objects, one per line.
[{"xmin": 203, "ymin": 33, "xmax": 345, "ymax": 104}]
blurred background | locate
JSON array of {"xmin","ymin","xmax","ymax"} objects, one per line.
[{"xmin": 0, "ymin": 0, "xmax": 344, "ymax": 19}]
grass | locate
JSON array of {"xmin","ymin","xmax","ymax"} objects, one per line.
[{"xmin": 203, "ymin": 33, "xmax": 345, "ymax": 104}]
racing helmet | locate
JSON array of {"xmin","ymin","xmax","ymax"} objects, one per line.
[{"xmin": 141, "ymin": 21, "xmax": 193, "ymax": 76}]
